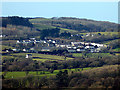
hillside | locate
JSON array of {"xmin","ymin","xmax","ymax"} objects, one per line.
[
  {"xmin": 30, "ymin": 17, "xmax": 119, "ymax": 32},
  {"xmin": 1, "ymin": 16, "xmax": 40, "ymax": 40},
  {"xmin": 1, "ymin": 16, "xmax": 119, "ymax": 44},
  {"xmin": 1, "ymin": 16, "xmax": 119, "ymax": 33}
]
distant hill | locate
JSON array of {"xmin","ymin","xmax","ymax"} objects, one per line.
[
  {"xmin": 1, "ymin": 16, "xmax": 33, "ymax": 28},
  {"xmin": 30, "ymin": 17, "xmax": 119, "ymax": 32},
  {"xmin": 1, "ymin": 16, "xmax": 40, "ymax": 40},
  {"xmin": 1, "ymin": 16, "xmax": 119, "ymax": 32}
]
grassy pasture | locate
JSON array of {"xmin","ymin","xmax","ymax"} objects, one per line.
[
  {"xmin": 112, "ymin": 48, "xmax": 120, "ymax": 52},
  {"xmin": 3, "ymin": 66, "xmax": 112, "ymax": 79},
  {"xmin": 3, "ymin": 67, "xmax": 93, "ymax": 79},
  {"xmin": 29, "ymin": 18, "xmax": 51, "ymax": 22},
  {"xmin": 86, "ymin": 53, "xmax": 112, "ymax": 58},
  {"xmin": 80, "ymin": 32, "xmax": 119, "ymax": 35},
  {"xmin": 72, "ymin": 53, "xmax": 112, "ymax": 58},
  {"xmin": 1, "ymin": 45, "xmax": 14, "ymax": 50},
  {"xmin": 72, "ymin": 53, "xmax": 83, "ymax": 57},
  {"xmin": 33, "ymin": 23, "xmax": 55, "ymax": 30},
  {"xmin": 12, "ymin": 53, "xmax": 74, "ymax": 62},
  {"xmin": 60, "ymin": 28, "xmax": 78, "ymax": 33},
  {"xmin": 2, "ymin": 55, "xmax": 14, "ymax": 60},
  {"xmin": 2, "ymin": 40, "xmax": 17, "ymax": 45}
]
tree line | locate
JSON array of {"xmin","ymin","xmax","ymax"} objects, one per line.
[
  {"xmin": 2, "ymin": 54, "xmax": 119, "ymax": 71},
  {"xmin": 2, "ymin": 65, "xmax": 120, "ymax": 89},
  {"xmin": 2, "ymin": 16, "xmax": 33, "ymax": 28}
]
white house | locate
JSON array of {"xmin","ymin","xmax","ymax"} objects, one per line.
[
  {"xmin": 91, "ymin": 43, "xmax": 104, "ymax": 47},
  {"xmin": 12, "ymin": 49, "xmax": 17, "ymax": 51},
  {"xmin": 0, "ymin": 35, "xmax": 5, "ymax": 37},
  {"xmin": 23, "ymin": 49, "xmax": 26, "ymax": 52},
  {"xmin": 52, "ymin": 41, "xmax": 56, "ymax": 43},
  {"xmin": 60, "ymin": 45, "xmax": 66, "ymax": 48},
  {"xmin": 67, "ymin": 46, "xmax": 72, "ymax": 49},
  {"xmin": 77, "ymin": 49, "xmax": 85, "ymax": 52},
  {"xmin": 44, "ymin": 41, "xmax": 47, "ymax": 43},
  {"xmin": 16, "ymin": 40, "xmax": 20, "ymax": 43},
  {"xmin": 6, "ymin": 50, "xmax": 9, "ymax": 53},
  {"xmin": 73, "ymin": 47, "xmax": 77, "ymax": 49},
  {"xmin": 26, "ymin": 54, "xmax": 32, "ymax": 58}
]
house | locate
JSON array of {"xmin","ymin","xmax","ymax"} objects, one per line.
[
  {"xmin": 30, "ymin": 48, "xmax": 34, "ymax": 51},
  {"xmin": 91, "ymin": 43, "xmax": 104, "ymax": 47},
  {"xmin": 48, "ymin": 40, "xmax": 52, "ymax": 42},
  {"xmin": 77, "ymin": 48, "xmax": 85, "ymax": 52},
  {"xmin": 60, "ymin": 45, "xmax": 66, "ymax": 48},
  {"xmin": 41, "ymin": 47, "xmax": 50, "ymax": 51},
  {"xmin": 90, "ymin": 49, "xmax": 95, "ymax": 53},
  {"xmin": 91, "ymin": 34, "xmax": 94, "ymax": 37},
  {"xmin": 16, "ymin": 40, "xmax": 20, "ymax": 43},
  {"xmin": 44, "ymin": 41, "xmax": 47, "ymax": 43},
  {"xmin": 0, "ymin": 35, "xmax": 5, "ymax": 37},
  {"xmin": 28, "ymin": 48, "xmax": 36, "ymax": 53},
  {"xmin": 52, "ymin": 41, "xmax": 56, "ymax": 43},
  {"xmin": 30, "ymin": 38, "xmax": 35, "ymax": 40},
  {"xmin": 55, "ymin": 44, "xmax": 59, "ymax": 47},
  {"xmin": 85, "ymin": 46, "xmax": 90, "ymax": 49},
  {"xmin": 71, "ymin": 42, "xmax": 81, "ymax": 46},
  {"xmin": 85, "ymin": 45, "xmax": 94, "ymax": 49},
  {"xmin": 16, "ymin": 40, "xmax": 23, "ymax": 43},
  {"xmin": 67, "ymin": 46, "xmax": 72, "ymax": 49},
  {"xmin": 6, "ymin": 50, "xmax": 9, "ymax": 53},
  {"xmin": 23, "ymin": 40, "xmax": 30, "ymax": 44},
  {"xmin": 12, "ymin": 49, "xmax": 17, "ymax": 51},
  {"xmin": 26, "ymin": 54, "xmax": 32, "ymax": 58},
  {"xmin": 85, "ymin": 43, "xmax": 90, "ymax": 46},
  {"xmin": 12, "ymin": 49, "xmax": 20, "ymax": 52},
  {"xmin": 73, "ymin": 47, "xmax": 77, "ymax": 49},
  {"xmin": 23, "ymin": 49, "xmax": 26, "ymax": 52}
]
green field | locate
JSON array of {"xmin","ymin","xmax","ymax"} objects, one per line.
[
  {"xmin": 112, "ymin": 48, "xmax": 120, "ymax": 52},
  {"xmin": 29, "ymin": 18, "xmax": 51, "ymax": 22},
  {"xmin": 33, "ymin": 23, "xmax": 55, "ymax": 30},
  {"xmin": 3, "ymin": 71, "xmax": 56, "ymax": 79},
  {"xmin": 3, "ymin": 67, "xmax": 93, "ymax": 79},
  {"xmin": 60, "ymin": 28, "xmax": 78, "ymax": 33},
  {"xmin": 11, "ymin": 53, "xmax": 74, "ymax": 62},
  {"xmin": 80, "ymin": 32, "xmax": 119, "ymax": 35},
  {"xmin": 1, "ymin": 45, "xmax": 14, "ymax": 50},
  {"xmin": 72, "ymin": 53, "xmax": 112, "ymax": 58},
  {"xmin": 72, "ymin": 53, "xmax": 83, "ymax": 57},
  {"xmin": 86, "ymin": 53, "xmax": 112, "ymax": 57},
  {"xmin": 2, "ymin": 55, "xmax": 14, "ymax": 60}
]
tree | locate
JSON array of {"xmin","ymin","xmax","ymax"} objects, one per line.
[
  {"xmin": 60, "ymin": 31, "xmax": 71, "ymax": 38},
  {"xmin": 25, "ymin": 71, "xmax": 29, "ymax": 76},
  {"xmin": 2, "ymin": 16, "xmax": 33, "ymax": 27},
  {"xmin": 40, "ymin": 28, "xmax": 60, "ymax": 39},
  {"xmin": 56, "ymin": 70, "xmax": 69, "ymax": 87}
]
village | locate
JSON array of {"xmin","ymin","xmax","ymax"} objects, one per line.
[{"xmin": 2, "ymin": 37, "xmax": 108, "ymax": 55}]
